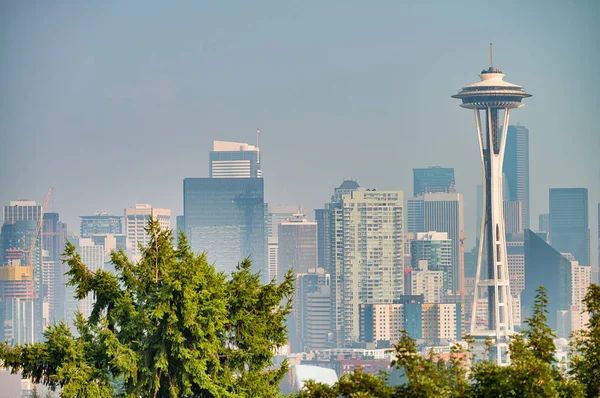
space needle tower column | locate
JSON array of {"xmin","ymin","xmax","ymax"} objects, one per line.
[{"xmin": 452, "ymin": 45, "xmax": 531, "ymax": 365}]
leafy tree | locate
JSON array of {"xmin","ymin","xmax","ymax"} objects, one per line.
[
  {"xmin": 295, "ymin": 368, "xmax": 395, "ymax": 398},
  {"xmin": 471, "ymin": 285, "xmax": 583, "ymax": 398},
  {"xmin": 1, "ymin": 220, "xmax": 295, "ymax": 397},
  {"xmin": 570, "ymin": 284, "xmax": 600, "ymax": 397}
]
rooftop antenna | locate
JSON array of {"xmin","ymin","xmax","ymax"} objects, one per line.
[{"xmin": 490, "ymin": 42, "xmax": 493, "ymax": 68}]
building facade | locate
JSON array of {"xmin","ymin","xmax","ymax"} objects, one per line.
[
  {"xmin": 124, "ymin": 204, "xmax": 171, "ymax": 262},
  {"xmin": 209, "ymin": 140, "xmax": 262, "ymax": 178},
  {"xmin": 410, "ymin": 231, "xmax": 452, "ymax": 296},
  {"xmin": 278, "ymin": 215, "xmax": 317, "ymax": 283},
  {"xmin": 80, "ymin": 213, "xmax": 122, "ymax": 238},
  {"xmin": 413, "ymin": 167, "xmax": 456, "ymax": 197},
  {"xmin": 503, "ymin": 125, "xmax": 530, "ymax": 229},
  {"xmin": 549, "ymin": 188, "xmax": 590, "ymax": 266},
  {"xmin": 332, "ymin": 189, "xmax": 404, "ymax": 347},
  {"xmin": 183, "ymin": 178, "xmax": 265, "ymax": 276},
  {"xmin": 407, "ymin": 193, "xmax": 464, "ymax": 293}
]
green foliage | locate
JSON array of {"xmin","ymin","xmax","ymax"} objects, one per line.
[
  {"xmin": 0, "ymin": 219, "xmax": 295, "ymax": 398},
  {"xmin": 570, "ymin": 284, "xmax": 600, "ymax": 398},
  {"xmin": 470, "ymin": 285, "xmax": 584, "ymax": 398},
  {"xmin": 296, "ymin": 368, "xmax": 395, "ymax": 398}
]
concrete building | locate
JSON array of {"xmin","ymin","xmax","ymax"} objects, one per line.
[
  {"xmin": 124, "ymin": 204, "xmax": 171, "ymax": 262},
  {"xmin": 407, "ymin": 193, "xmax": 464, "ymax": 293},
  {"xmin": 330, "ymin": 189, "xmax": 404, "ymax": 347},
  {"xmin": 503, "ymin": 200, "xmax": 523, "ymax": 234},
  {"xmin": 503, "ymin": 125, "xmax": 530, "ymax": 229},
  {"xmin": 0, "ymin": 252, "xmax": 34, "ymax": 345},
  {"xmin": 267, "ymin": 238, "xmax": 279, "ymax": 282},
  {"xmin": 267, "ymin": 205, "xmax": 304, "ymax": 239},
  {"xmin": 291, "ymin": 269, "xmax": 331, "ymax": 352},
  {"xmin": 422, "ymin": 303, "xmax": 461, "ymax": 344},
  {"xmin": 549, "ymin": 188, "xmax": 590, "ymax": 266},
  {"xmin": 538, "ymin": 213, "xmax": 550, "ymax": 234},
  {"xmin": 410, "ymin": 262, "xmax": 444, "ymax": 303},
  {"xmin": 359, "ymin": 302, "xmax": 404, "ymax": 345},
  {"xmin": 413, "ymin": 167, "xmax": 456, "ymax": 196},
  {"xmin": 278, "ymin": 214, "xmax": 317, "ymax": 283},
  {"xmin": 79, "ymin": 212, "xmax": 122, "ymax": 238},
  {"xmin": 209, "ymin": 140, "xmax": 262, "ymax": 178},
  {"xmin": 410, "ymin": 231, "xmax": 452, "ymax": 296},
  {"xmin": 77, "ymin": 239, "xmax": 105, "ymax": 319}
]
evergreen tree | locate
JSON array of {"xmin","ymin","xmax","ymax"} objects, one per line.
[
  {"xmin": 1, "ymin": 220, "xmax": 295, "ymax": 397},
  {"xmin": 570, "ymin": 284, "xmax": 600, "ymax": 397}
]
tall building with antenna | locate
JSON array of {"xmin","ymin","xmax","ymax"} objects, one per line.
[{"xmin": 452, "ymin": 45, "xmax": 531, "ymax": 365}]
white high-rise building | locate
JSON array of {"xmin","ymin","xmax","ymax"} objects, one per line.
[
  {"xmin": 209, "ymin": 141, "xmax": 262, "ymax": 178},
  {"xmin": 331, "ymin": 189, "xmax": 404, "ymax": 347},
  {"xmin": 77, "ymin": 239, "xmax": 105, "ymax": 319},
  {"xmin": 125, "ymin": 204, "xmax": 171, "ymax": 261},
  {"xmin": 411, "ymin": 260, "xmax": 444, "ymax": 303},
  {"xmin": 267, "ymin": 238, "xmax": 279, "ymax": 282}
]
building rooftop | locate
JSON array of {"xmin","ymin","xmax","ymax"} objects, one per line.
[{"xmin": 213, "ymin": 140, "xmax": 258, "ymax": 152}]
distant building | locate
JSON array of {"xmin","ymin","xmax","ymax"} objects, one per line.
[
  {"xmin": 413, "ymin": 167, "xmax": 456, "ymax": 196},
  {"xmin": 524, "ymin": 229, "xmax": 572, "ymax": 330},
  {"xmin": 330, "ymin": 188, "xmax": 404, "ymax": 347},
  {"xmin": 538, "ymin": 213, "xmax": 550, "ymax": 233},
  {"xmin": 503, "ymin": 200, "xmax": 523, "ymax": 234},
  {"xmin": 278, "ymin": 215, "xmax": 317, "ymax": 283},
  {"xmin": 209, "ymin": 140, "xmax": 262, "ymax": 178},
  {"xmin": 407, "ymin": 193, "xmax": 464, "ymax": 293},
  {"xmin": 549, "ymin": 188, "xmax": 590, "ymax": 265},
  {"xmin": 184, "ymin": 178, "xmax": 265, "ymax": 276},
  {"xmin": 267, "ymin": 238, "xmax": 279, "ymax": 282},
  {"xmin": 410, "ymin": 232, "xmax": 452, "ymax": 297},
  {"xmin": 80, "ymin": 213, "xmax": 122, "ymax": 238},
  {"xmin": 503, "ymin": 125, "xmax": 530, "ymax": 229},
  {"xmin": 291, "ymin": 269, "xmax": 331, "ymax": 352},
  {"xmin": 124, "ymin": 204, "xmax": 171, "ymax": 261},
  {"xmin": 77, "ymin": 239, "xmax": 105, "ymax": 318},
  {"xmin": 0, "ymin": 252, "xmax": 34, "ymax": 345},
  {"xmin": 267, "ymin": 205, "xmax": 304, "ymax": 239}
]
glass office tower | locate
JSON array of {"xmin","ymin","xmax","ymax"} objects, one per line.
[{"xmin": 183, "ymin": 178, "xmax": 265, "ymax": 277}]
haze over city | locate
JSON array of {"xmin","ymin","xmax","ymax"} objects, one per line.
[{"xmin": 1, "ymin": 1, "xmax": 598, "ymax": 264}]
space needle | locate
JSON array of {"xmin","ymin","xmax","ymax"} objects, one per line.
[{"xmin": 452, "ymin": 45, "xmax": 531, "ymax": 365}]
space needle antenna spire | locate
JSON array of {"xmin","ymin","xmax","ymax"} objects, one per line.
[
  {"xmin": 489, "ymin": 43, "xmax": 493, "ymax": 67},
  {"xmin": 452, "ymin": 46, "xmax": 531, "ymax": 366}
]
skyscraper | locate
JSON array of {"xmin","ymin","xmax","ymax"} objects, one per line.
[
  {"xmin": 80, "ymin": 213, "xmax": 122, "ymax": 238},
  {"xmin": 278, "ymin": 214, "xmax": 317, "ymax": 283},
  {"xmin": 503, "ymin": 125, "xmax": 530, "ymax": 229},
  {"xmin": 503, "ymin": 200, "xmax": 523, "ymax": 234},
  {"xmin": 407, "ymin": 193, "xmax": 464, "ymax": 293},
  {"xmin": 538, "ymin": 213, "xmax": 550, "ymax": 233},
  {"xmin": 524, "ymin": 229, "xmax": 572, "ymax": 330},
  {"xmin": 330, "ymin": 189, "xmax": 404, "ymax": 347},
  {"xmin": 209, "ymin": 141, "xmax": 262, "ymax": 178},
  {"xmin": 266, "ymin": 205, "xmax": 304, "ymax": 239},
  {"xmin": 184, "ymin": 178, "xmax": 265, "ymax": 276},
  {"xmin": 453, "ymin": 50, "xmax": 531, "ymax": 364},
  {"xmin": 549, "ymin": 188, "xmax": 590, "ymax": 266},
  {"xmin": 413, "ymin": 166, "xmax": 456, "ymax": 196},
  {"xmin": 124, "ymin": 204, "xmax": 171, "ymax": 261}
]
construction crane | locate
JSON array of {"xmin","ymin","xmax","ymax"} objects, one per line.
[{"xmin": 27, "ymin": 188, "xmax": 53, "ymax": 266}]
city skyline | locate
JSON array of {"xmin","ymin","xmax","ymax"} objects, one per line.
[{"xmin": 0, "ymin": 2, "xmax": 598, "ymax": 270}]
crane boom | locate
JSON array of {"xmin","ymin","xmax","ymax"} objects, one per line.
[{"xmin": 27, "ymin": 188, "xmax": 53, "ymax": 266}]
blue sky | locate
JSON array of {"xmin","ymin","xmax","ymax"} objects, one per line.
[{"xmin": 1, "ymin": 0, "xmax": 599, "ymax": 265}]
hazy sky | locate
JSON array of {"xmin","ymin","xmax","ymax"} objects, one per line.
[{"xmin": 1, "ymin": 1, "xmax": 599, "ymax": 265}]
